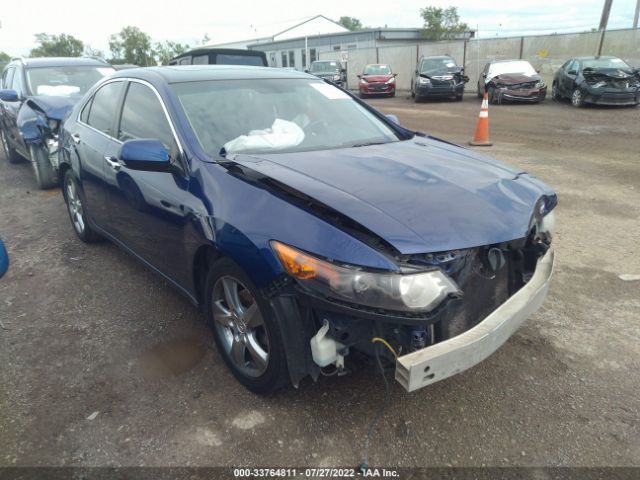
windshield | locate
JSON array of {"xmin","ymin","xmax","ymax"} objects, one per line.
[
  {"xmin": 487, "ymin": 61, "xmax": 536, "ymax": 78},
  {"xmin": 363, "ymin": 64, "xmax": 392, "ymax": 75},
  {"xmin": 309, "ymin": 61, "xmax": 340, "ymax": 74},
  {"xmin": 420, "ymin": 57, "xmax": 457, "ymax": 73},
  {"xmin": 582, "ymin": 57, "xmax": 631, "ymax": 70},
  {"xmin": 172, "ymin": 79, "xmax": 400, "ymax": 157},
  {"xmin": 26, "ymin": 66, "xmax": 114, "ymax": 97}
]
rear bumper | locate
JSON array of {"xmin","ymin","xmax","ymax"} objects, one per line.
[{"xmin": 395, "ymin": 248, "xmax": 555, "ymax": 392}]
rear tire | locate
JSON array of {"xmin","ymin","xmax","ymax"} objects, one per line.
[
  {"xmin": 1, "ymin": 127, "xmax": 22, "ymax": 164},
  {"xmin": 29, "ymin": 144, "xmax": 57, "ymax": 189},
  {"xmin": 205, "ymin": 258, "xmax": 289, "ymax": 394},
  {"xmin": 63, "ymin": 170, "xmax": 102, "ymax": 243}
]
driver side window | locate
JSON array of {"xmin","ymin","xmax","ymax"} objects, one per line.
[{"xmin": 117, "ymin": 82, "xmax": 180, "ymax": 163}]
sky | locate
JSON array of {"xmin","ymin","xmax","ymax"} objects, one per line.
[{"xmin": 0, "ymin": 0, "xmax": 637, "ymax": 57}]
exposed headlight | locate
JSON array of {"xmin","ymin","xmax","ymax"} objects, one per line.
[
  {"xmin": 539, "ymin": 209, "xmax": 556, "ymax": 237},
  {"xmin": 418, "ymin": 77, "xmax": 431, "ymax": 85},
  {"xmin": 535, "ymin": 81, "xmax": 546, "ymax": 89},
  {"xmin": 385, "ymin": 77, "xmax": 396, "ymax": 85},
  {"xmin": 333, "ymin": 74, "xmax": 341, "ymax": 81},
  {"xmin": 271, "ymin": 241, "xmax": 462, "ymax": 312},
  {"xmin": 360, "ymin": 78, "xmax": 368, "ymax": 84},
  {"xmin": 592, "ymin": 81, "xmax": 607, "ymax": 89}
]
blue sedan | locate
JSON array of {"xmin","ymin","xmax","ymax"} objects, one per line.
[{"xmin": 58, "ymin": 66, "xmax": 557, "ymax": 393}]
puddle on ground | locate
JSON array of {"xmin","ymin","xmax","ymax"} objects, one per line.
[{"xmin": 139, "ymin": 337, "xmax": 206, "ymax": 380}]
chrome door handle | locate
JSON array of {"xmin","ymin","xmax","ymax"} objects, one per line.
[
  {"xmin": 71, "ymin": 133, "xmax": 81, "ymax": 144},
  {"xmin": 104, "ymin": 156, "xmax": 121, "ymax": 171}
]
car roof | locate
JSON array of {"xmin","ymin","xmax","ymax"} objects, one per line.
[
  {"xmin": 421, "ymin": 55, "xmax": 454, "ymax": 60},
  {"xmin": 571, "ymin": 55, "xmax": 618, "ymax": 60},
  {"xmin": 110, "ymin": 65, "xmax": 315, "ymax": 83},
  {"xmin": 487, "ymin": 59, "xmax": 532, "ymax": 65},
  {"xmin": 19, "ymin": 57, "xmax": 111, "ymax": 68}
]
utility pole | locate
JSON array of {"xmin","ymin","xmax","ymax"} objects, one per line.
[
  {"xmin": 633, "ymin": 0, "xmax": 639, "ymax": 29},
  {"xmin": 596, "ymin": 0, "xmax": 613, "ymax": 57}
]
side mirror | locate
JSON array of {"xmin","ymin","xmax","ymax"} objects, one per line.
[
  {"xmin": 414, "ymin": 69, "xmax": 418, "ymax": 75},
  {"xmin": 385, "ymin": 114, "xmax": 399, "ymax": 124},
  {"xmin": 357, "ymin": 74, "xmax": 361, "ymax": 79},
  {"xmin": 536, "ymin": 69, "xmax": 541, "ymax": 73},
  {"xmin": 119, "ymin": 139, "xmax": 173, "ymax": 173},
  {"xmin": 304, "ymin": 69, "xmax": 309, "ymax": 73},
  {"xmin": 481, "ymin": 73, "xmax": 487, "ymax": 78},
  {"xmin": 393, "ymin": 73, "xmax": 398, "ymax": 77},
  {"xmin": 341, "ymin": 68, "xmax": 346, "ymax": 74},
  {"xmin": 0, "ymin": 89, "xmax": 19, "ymax": 102}
]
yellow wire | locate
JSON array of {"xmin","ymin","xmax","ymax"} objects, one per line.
[{"xmin": 371, "ymin": 337, "xmax": 398, "ymax": 359}]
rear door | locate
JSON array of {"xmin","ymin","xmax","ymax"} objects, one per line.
[
  {"xmin": 105, "ymin": 80, "xmax": 192, "ymax": 284},
  {"xmin": 75, "ymin": 80, "xmax": 125, "ymax": 228}
]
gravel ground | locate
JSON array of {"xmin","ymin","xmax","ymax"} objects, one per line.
[{"xmin": 1, "ymin": 94, "xmax": 639, "ymax": 469}]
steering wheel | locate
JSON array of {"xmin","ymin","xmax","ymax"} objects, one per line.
[{"xmin": 304, "ymin": 119, "xmax": 329, "ymax": 136}]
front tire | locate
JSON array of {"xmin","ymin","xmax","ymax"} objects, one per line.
[
  {"xmin": 29, "ymin": 144, "xmax": 57, "ymax": 189},
  {"xmin": 571, "ymin": 88, "xmax": 585, "ymax": 108},
  {"xmin": 551, "ymin": 82, "xmax": 561, "ymax": 100},
  {"xmin": 63, "ymin": 170, "xmax": 101, "ymax": 243},
  {"xmin": 205, "ymin": 258, "xmax": 289, "ymax": 394},
  {"xmin": 1, "ymin": 127, "xmax": 22, "ymax": 164}
]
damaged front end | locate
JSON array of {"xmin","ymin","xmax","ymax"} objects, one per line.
[
  {"xmin": 417, "ymin": 67, "xmax": 469, "ymax": 97},
  {"xmin": 580, "ymin": 68, "xmax": 640, "ymax": 105},
  {"xmin": 487, "ymin": 74, "xmax": 547, "ymax": 104},
  {"xmin": 18, "ymin": 96, "xmax": 75, "ymax": 169},
  {"xmin": 264, "ymin": 205, "xmax": 556, "ymax": 392}
]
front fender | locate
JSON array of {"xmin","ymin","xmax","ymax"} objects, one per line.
[{"xmin": 17, "ymin": 105, "xmax": 49, "ymax": 146}]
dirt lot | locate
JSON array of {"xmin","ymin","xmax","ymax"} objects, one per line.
[{"xmin": 1, "ymin": 94, "xmax": 639, "ymax": 470}]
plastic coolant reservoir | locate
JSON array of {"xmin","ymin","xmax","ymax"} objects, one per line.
[{"xmin": 310, "ymin": 320, "xmax": 344, "ymax": 367}]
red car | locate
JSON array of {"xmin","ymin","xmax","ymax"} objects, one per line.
[{"xmin": 358, "ymin": 64, "xmax": 396, "ymax": 97}]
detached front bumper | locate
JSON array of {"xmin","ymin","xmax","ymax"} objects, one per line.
[{"xmin": 396, "ymin": 248, "xmax": 555, "ymax": 392}]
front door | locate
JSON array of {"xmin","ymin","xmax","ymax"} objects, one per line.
[{"xmin": 105, "ymin": 80, "xmax": 192, "ymax": 285}]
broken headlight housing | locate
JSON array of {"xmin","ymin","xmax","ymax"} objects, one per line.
[{"xmin": 271, "ymin": 241, "xmax": 462, "ymax": 312}]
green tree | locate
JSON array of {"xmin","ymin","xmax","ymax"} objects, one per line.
[
  {"xmin": 338, "ymin": 16, "xmax": 363, "ymax": 31},
  {"xmin": 419, "ymin": 6, "xmax": 469, "ymax": 40},
  {"xmin": 154, "ymin": 40, "xmax": 190, "ymax": 65},
  {"xmin": 108, "ymin": 26, "xmax": 153, "ymax": 66},
  {"xmin": 200, "ymin": 33, "xmax": 211, "ymax": 45},
  {"xmin": 84, "ymin": 45, "xmax": 105, "ymax": 59},
  {"xmin": 30, "ymin": 33, "xmax": 84, "ymax": 57},
  {"xmin": 0, "ymin": 51, "xmax": 10, "ymax": 62}
]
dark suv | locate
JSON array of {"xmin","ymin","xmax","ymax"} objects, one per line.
[
  {"xmin": 411, "ymin": 55, "xmax": 468, "ymax": 102},
  {"xmin": 168, "ymin": 48, "xmax": 268, "ymax": 67},
  {"xmin": 0, "ymin": 57, "xmax": 114, "ymax": 188}
]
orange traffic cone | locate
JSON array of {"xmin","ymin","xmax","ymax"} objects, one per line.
[{"xmin": 469, "ymin": 92, "xmax": 492, "ymax": 146}]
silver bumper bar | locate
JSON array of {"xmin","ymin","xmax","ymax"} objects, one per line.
[{"xmin": 395, "ymin": 248, "xmax": 555, "ymax": 392}]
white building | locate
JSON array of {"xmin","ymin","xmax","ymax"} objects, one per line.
[{"xmin": 204, "ymin": 15, "xmax": 349, "ymax": 50}]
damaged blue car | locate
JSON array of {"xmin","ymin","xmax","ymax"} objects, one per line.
[
  {"xmin": 58, "ymin": 66, "xmax": 557, "ymax": 394},
  {"xmin": 0, "ymin": 57, "xmax": 114, "ymax": 188}
]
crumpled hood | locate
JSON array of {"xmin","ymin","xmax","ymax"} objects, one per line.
[
  {"xmin": 26, "ymin": 95, "xmax": 81, "ymax": 121},
  {"xmin": 230, "ymin": 138, "xmax": 556, "ymax": 254},
  {"xmin": 583, "ymin": 67, "xmax": 636, "ymax": 81},
  {"xmin": 490, "ymin": 73, "xmax": 540, "ymax": 85}
]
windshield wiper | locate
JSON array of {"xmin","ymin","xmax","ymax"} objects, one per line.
[{"xmin": 351, "ymin": 141, "xmax": 387, "ymax": 148}]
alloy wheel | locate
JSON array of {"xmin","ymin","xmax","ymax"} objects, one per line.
[
  {"xmin": 65, "ymin": 177, "xmax": 85, "ymax": 234},
  {"xmin": 212, "ymin": 276, "xmax": 270, "ymax": 377},
  {"xmin": 571, "ymin": 89, "xmax": 583, "ymax": 107}
]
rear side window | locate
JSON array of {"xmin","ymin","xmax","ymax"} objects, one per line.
[
  {"xmin": 86, "ymin": 81, "xmax": 123, "ymax": 135},
  {"xmin": 118, "ymin": 82, "xmax": 178, "ymax": 159},
  {"xmin": 193, "ymin": 55, "xmax": 209, "ymax": 65},
  {"xmin": 178, "ymin": 57, "xmax": 191, "ymax": 65}
]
